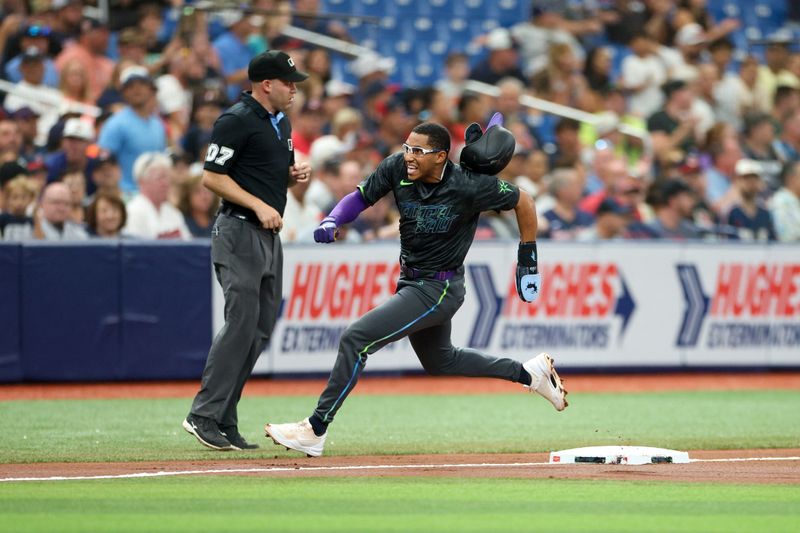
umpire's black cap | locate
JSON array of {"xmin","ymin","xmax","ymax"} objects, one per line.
[{"xmin": 248, "ymin": 50, "xmax": 309, "ymax": 82}]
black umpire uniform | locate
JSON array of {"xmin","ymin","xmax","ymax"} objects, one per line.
[{"xmin": 184, "ymin": 51, "xmax": 308, "ymax": 450}]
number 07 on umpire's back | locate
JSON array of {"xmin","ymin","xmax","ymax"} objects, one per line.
[{"xmin": 266, "ymin": 114, "xmax": 567, "ymax": 458}]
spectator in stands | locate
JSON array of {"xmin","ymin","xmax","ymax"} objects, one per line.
[
  {"xmin": 50, "ymin": 0, "xmax": 86, "ymax": 39},
  {"xmin": 704, "ymin": 134, "xmax": 743, "ymax": 216},
  {"xmin": 435, "ymin": 52, "xmax": 470, "ymax": 103},
  {"xmin": 647, "ymin": 179, "xmax": 703, "ymax": 240},
  {"xmin": 0, "ymin": 176, "xmax": 36, "ymax": 240},
  {"xmin": 741, "ymin": 112, "xmax": 783, "ymax": 191},
  {"xmin": 648, "ymin": 79, "xmax": 700, "ymax": 166},
  {"xmin": 724, "ymin": 159, "xmax": 776, "ymax": 241},
  {"xmin": 34, "ymin": 181, "xmax": 88, "ymax": 240},
  {"xmin": 44, "ymin": 117, "xmax": 95, "ymax": 186},
  {"xmin": 710, "ymin": 40, "xmax": 754, "ymax": 130},
  {"xmin": 98, "ymin": 65, "xmax": 168, "ymax": 195},
  {"xmin": 349, "ymin": 52, "xmax": 395, "ymax": 108},
  {"xmin": 4, "ymin": 45, "xmax": 64, "ymax": 149},
  {"xmin": 213, "ymin": 11, "xmax": 260, "ymax": 103},
  {"xmin": 181, "ymin": 84, "xmax": 227, "ymax": 161},
  {"xmin": 621, "ymin": 32, "xmax": 667, "ymax": 119},
  {"xmin": 282, "ymin": 164, "xmax": 324, "ymax": 243},
  {"xmin": 775, "ymin": 108, "xmax": 800, "ymax": 164},
  {"xmin": 5, "ymin": 24, "xmax": 59, "ymax": 88},
  {"xmin": 668, "ymin": 22, "xmax": 707, "ymax": 80},
  {"xmin": 85, "ymin": 191, "xmax": 127, "ymax": 238},
  {"xmin": 124, "ymin": 152, "xmax": 190, "ymax": 240},
  {"xmin": 291, "ymin": 98, "xmax": 326, "ymax": 157},
  {"xmin": 548, "ymin": 118, "xmax": 582, "ymax": 168},
  {"xmin": 771, "ymin": 85, "xmax": 800, "ymax": 126},
  {"xmin": 770, "ymin": 160, "xmax": 800, "ymax": 241},
  {"xmin": 0, "ymin": 118, "xmax": 23, "ymax": 162},
  {"xmin": 754, "ymin": 31, "xmax": 799, "ymax": 112},
  {"xmin": 372, "ymin": 96, "xmax": 411, "ymax": 158},
  {"xmin": 178, "ymin": 169, "xmax": 219, "ymax": 238},
  {"xmin": 540, "ymin": 167, "xmax": 593, "ymax": 240},
  {"xmin": 85, "ymin": 150, "xmax": 121, "ymax": 204},
  {"xmin": 10, "ymin": 108, "xmax": 43, "ymax": 162},
  {"xmin": 58, "ymin": 57, "xmax": 93, "ymax": 109},
  {"xmin": 55, "ymin": 17, "xmax": 113, "ymax": 102},
  {"xmin": 60, "ymin": 170, "xmax": 86, "ymax": 223},
  {"xmin": 576, "ymin": 197, "xmax": 632, "ymax": 241},
  {"xmin": 320, "ymin": 80, "xmax": 354, "ymax": 122},
  {"xmin": 469, "ymin": 27, "xmax": 526, "ymax": 86},
  {"xmin": 582, "ymin": 151, "xmax": 627, "ymax": 207},
  {"xmin": 583, "ymin": 46, "xmax": 613, "ymax": 94},
  {"xmin": 514, "ymin": 149, "xmax": 549, "ymax": 198},
  {"xmin": 156, "ymin": 47, "xmax": 206, "ymax": 150},
  {"xmin": 510, "ymin": 5, "xmax": 586, "ymax": 78},
  {"xmin": 530, "ymin": 42, "xmax": 587, "ymax": 108}
]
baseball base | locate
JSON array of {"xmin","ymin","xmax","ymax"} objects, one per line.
[{"xmin": 549, "ymin": 445, "xmax": 690, "ymax": 465}]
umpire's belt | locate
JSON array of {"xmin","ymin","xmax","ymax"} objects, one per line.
[
  {"xmin": 400, "ymin": 265, "xmax": 460, "ymax": 281},
  {"xmin": 219, "ymin": 204, "xmax": 261, "ymax": 226}
]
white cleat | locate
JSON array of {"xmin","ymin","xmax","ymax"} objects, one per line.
[
  {"xmin": 523, "ymin": 352, "xmax": 568, "ymax": 411},
  {"xmin": 265, "ymin": 418, "xmax": 327, "ymax": 457}
]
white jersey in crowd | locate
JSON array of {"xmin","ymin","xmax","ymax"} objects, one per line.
[
  {"xmin": 769, "ymin": 188, "xmax": 800, "ymax": 242},
  {"xmin": 124, "ymin": 195, "xmax": 191, "ymax": 240},
  {"xmin": 621, "ymin": 53, "xmax": 667, "ymax": 119},
  {"xmin": 282, "ymin": 191, "xmax": 323, "ymax": 243}
]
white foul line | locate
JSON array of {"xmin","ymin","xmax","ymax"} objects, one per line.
[{"xmin": 1, "ymin": 456, "xmax": 798, "ymax": 483}]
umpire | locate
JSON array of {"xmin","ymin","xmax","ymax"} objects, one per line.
[{"xmin": 183, "ymin": 50, "xmax": 311, "ymax": 450}]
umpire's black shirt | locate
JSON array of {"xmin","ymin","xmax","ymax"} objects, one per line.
[
  {"xmin": 203, "ymin": 91, "xmax": 294, "ymax": 216},
  {"xmin": 358, "ymin": 153, "xmax": 520, "ymax": 271}
]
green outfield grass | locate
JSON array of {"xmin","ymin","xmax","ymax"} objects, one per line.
[
  {"xmin": 1, "ymin": 390, "xmax": 799, "ymax": 463},
  {"xmin": 0, "ymin": 477, "xmax": 798, "ymax": 533}
]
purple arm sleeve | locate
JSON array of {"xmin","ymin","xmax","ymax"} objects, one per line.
[{"xmin": 328, "ymin": 190, "xmax": 369, "ymax": 225}]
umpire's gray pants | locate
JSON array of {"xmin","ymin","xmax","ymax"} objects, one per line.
[
  {"xmin": 191, "ymin": 215, "xmax": 282, "ymax": 427},
  {"xmin": 313, "ymin": 273, "xmax": 523, "ymax": 424}
]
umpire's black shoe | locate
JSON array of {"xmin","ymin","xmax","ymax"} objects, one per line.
[
  {"xmin": 220, "ymin": 425, "xmax": 260, "ymax": 450},
  {"xmin": 182, "ymin": 414, "xmax": 234, "ymax": 451}
]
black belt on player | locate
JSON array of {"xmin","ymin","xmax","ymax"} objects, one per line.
[
  {"xmin": 400, "ymin": 265, "xmax": 460, "ymax": 281},
  {"xmin": 219, "ymin": 204, "xmax": 261, "ymax": 226}
]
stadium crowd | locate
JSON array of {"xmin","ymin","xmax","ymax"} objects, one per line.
[{"xmin": 0, "ymin": 0, "xmax": 799, "ymax": 243}]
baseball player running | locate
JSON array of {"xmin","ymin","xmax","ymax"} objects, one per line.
[{"xmin": 265, "ymin": 116, "xmax": 567, "ymax": 457}]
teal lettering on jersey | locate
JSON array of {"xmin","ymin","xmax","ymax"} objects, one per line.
[{"xmin": 399, "ymin": 201, "xmax": 458, "ymax": 234}]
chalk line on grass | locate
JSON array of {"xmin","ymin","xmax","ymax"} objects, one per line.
[{"xmin": 1, "ymin": 456, "xmax": 798, "ymax": 482}]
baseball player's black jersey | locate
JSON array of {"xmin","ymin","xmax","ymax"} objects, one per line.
[
  {"xmin": 203, "ymin": 92, "xmax": 295, "ymax": 216},
  {"xmin": 358, "ymin": 153, "xmax": 520, "ymax": 271}
]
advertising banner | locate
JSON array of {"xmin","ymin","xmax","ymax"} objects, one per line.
[{"xmin": 211, "ymin": 242, "xmax": 800, "ymax": 374}]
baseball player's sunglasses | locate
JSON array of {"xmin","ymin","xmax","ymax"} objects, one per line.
[{"xmin": 402, "ymin": 143, "xmax": 445, "ymax": 157}]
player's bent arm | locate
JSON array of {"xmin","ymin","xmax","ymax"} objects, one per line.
[
  {"xmin": 513, "ymin": 190, "xmax": 538, "ymax": 242},
  {"xmin": 314, "ymin": 189, "xmax": 369, "ymax": 243}
]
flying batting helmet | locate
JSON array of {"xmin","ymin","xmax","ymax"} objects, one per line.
[{"xmin": 459, "ymin": 124, "xmax": 516, "ymax": 175}]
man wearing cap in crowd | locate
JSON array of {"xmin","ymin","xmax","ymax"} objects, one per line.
[
  {"xmin": 469, "ymin": 27, "xmax": 526, "ymax": 86},
  {"xmin": 4, "ymin": 46, "xmax": 63, "ymax": 148},
  {"xmin": 5, "ymin": 24, "xmax": 59, "ymax": 88},
  {"xmin": 55, "ymin": 16, "xmax": 113, "ymax": 101},
  {"xmin": 97, "ymin": 65, "xmax": 167, "ymax": 194},
  {"xmin": 44, "ymin": 117, "xmax": 95, "ymax": 185},
  {"xmin": 183, "ymin": 50, "xmax": 312, "ymax": 451},
  {"xmin": 724, "ymin": 159, "xmax": 777, "ymax": 241}
]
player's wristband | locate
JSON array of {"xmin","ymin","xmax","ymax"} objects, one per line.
[{"xmin": 518, "ymin": 241, "xmax": 538, "ymax": 270}]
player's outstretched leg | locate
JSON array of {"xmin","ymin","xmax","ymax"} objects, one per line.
[{"xmin": 522, "ymin": 353, "xmax": 568, "ymax": 411}]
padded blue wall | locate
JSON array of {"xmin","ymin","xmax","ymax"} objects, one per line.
[{"xmin": 0, "ymin": 242, "xmax": 212, "ymax": 382}]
